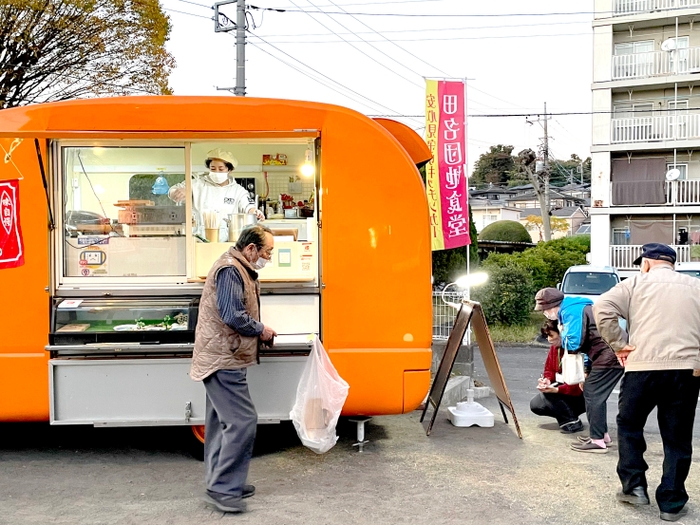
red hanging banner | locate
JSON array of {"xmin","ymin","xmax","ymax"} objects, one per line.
[{"xmin": 0, "ymin": 179, "xmax": 25, "ymax": 269}]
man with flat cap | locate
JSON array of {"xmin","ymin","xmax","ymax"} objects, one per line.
[{"xmin": 594, "ymin": 242, "xmax": 700, "ymax": 522}]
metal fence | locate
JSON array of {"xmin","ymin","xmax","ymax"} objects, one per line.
[{"xmin": 432, "ymin": 291, "xmax": 467, "ymax": 341}]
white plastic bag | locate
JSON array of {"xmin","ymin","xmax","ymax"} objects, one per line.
[
  {"xmin": 290, "ymin": 336, "xmax": 349, "ymax": 454},
  {"xmin": 561, "ymin": 352, "xmax": 585, "ymax": 385}
]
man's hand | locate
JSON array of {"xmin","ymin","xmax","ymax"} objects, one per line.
[
  {"xmin": 260, "ymin": 325, "xmax": 277, "ymax": 342},
  {"xmin": 169, "ymin": 187, "xmax": 186, "ymax": 203},
  {"xmin": 616, "ymin": 344, "xmax": 636, "ymax": 367}
]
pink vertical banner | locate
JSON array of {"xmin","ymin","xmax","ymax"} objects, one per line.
[
  {"xmin": 0, "ymin": 179, "xmax": 25, "ymax": 269},
  {"xmin": 437, "ymin": 81, "xmax": 470, "ymax": 249}
]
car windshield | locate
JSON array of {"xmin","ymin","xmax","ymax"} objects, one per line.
[
  {"xmin": 677, "ymin": 270, "xmax": 700, "ymax": 279},
  {"xmin": 562, "ymin": 272, "xmax": 618, "ymax": 295}
]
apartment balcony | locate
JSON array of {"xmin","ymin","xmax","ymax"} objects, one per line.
[
  {"xmin": 611, "ymin": 180, "xmax": 700, "ymax": 205},
  {"xmin": 612, "ymin": 48, "xmax": 700, "ymax": 80},
  {"xmin": 611, "ymin": 113, "xmax": 700, "ymax": 143},
  {"xmin": 666, "ymin": 179, "xmax": 700, "ymax": 204},
  {"xmin": 610, "ymin": 244, "xmax": 690, "ymax": 269},
  {"xmin": 614, "ymin": 0, "xmax": 700, "ymax": 16}
]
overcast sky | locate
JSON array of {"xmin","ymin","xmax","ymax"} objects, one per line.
[{"xmin": 161, "ymin": 0, "xmax": 595, "ymax": 176}]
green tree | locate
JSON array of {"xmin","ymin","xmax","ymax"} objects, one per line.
[
  {"xmin": 478, "ymin": 220, "xmax": 532, "ymax": 243},
  {"xmin": 0, "ymin": 0, "xmax": 174, "ymax": 108},
  {"xmin": 472, "ymin": 261, "xmax": 535, "ymax": 325},
  {"xmin": 475, "ymin": 235, "xmax": 590, "ymax": 324},
  {"xmin": 431, "ymin": 205, "xmax": 479, "ymax": 286},
  {"xmin": 471, "ymin": 144, "xmax": 516, "ymax": 187},
  {"xmin": 549, "ymin": 154, "xmax": 592, "ymax": 186}
]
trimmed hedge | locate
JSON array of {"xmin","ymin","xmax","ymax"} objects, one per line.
[{"xmin": 478, "ymin": 220, "xmax": 532, "ymax": 243}]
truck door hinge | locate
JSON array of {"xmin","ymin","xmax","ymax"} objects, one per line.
[{"xmin": 184, "ymin": 401, "xmax": 192, "ymax": 422}]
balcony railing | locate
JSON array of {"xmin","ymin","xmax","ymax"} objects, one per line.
[
  {"xmin": 666, "ymin": 179, "xmax": 700, "ymax": 204},
  {"xmin": 612, "ymin": 48, "xmax": 700, "ymax": 80},
  {"xmin": 610, "ymin": 244, "xmax": 690, "ymax": 269},
  {"xmin": 611, "ymin": 113, "xmax": 700, "ymax": 143},
  {"xmin": 614, "ymin": 0, "xmax": 700, "ymax": 16}
]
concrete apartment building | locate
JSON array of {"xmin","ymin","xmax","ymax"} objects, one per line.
[{"xmin": 591, "ymin": 0, "xmax": 700, "ymax": 277}]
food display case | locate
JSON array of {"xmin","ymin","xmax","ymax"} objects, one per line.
[{"xmin": 48, "ymin": 298, "xmax": 199, "ymax": 356}]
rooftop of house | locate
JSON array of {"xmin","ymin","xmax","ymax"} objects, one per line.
[{"xmin": 519, "ymin": 206, "xmax": 588, "ymax": 219}]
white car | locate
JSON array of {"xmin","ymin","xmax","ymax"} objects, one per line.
[
  {"xmin": 675, "ymin": 261, "xmax": 700, "ymax": 278},
  {"xmin": 559, "ymin": 265, "xmax": 626, "ymax": 331},
  {"xmin": 559, "ymin": 265, "xmax": 621, "ymax": 300}
]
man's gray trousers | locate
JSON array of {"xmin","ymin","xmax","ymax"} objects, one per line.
[{"xmin": 203, "ymin": 368, "xmax": 257, "ymax": 498}]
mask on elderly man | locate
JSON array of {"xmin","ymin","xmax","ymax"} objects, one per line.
[{"xmin": 253, "ymin": 257, "xmax": 269, "ymax": 270}]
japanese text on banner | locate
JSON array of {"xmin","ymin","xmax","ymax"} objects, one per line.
[
  {"xmin": 424, "ymin": 79, "xmax": 470, "ymax": 251},
  {"xmin": 0, "ymin": 179, "xmax": 25, "ymax": 269}
]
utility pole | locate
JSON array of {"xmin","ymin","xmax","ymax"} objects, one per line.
[
  {"xmin": 539, "ymin": 102, "xmax": 552, "ymax": 242},
  {"xmin": 214, "ymin": 0, "xmax": 246, "ymax": 96}
]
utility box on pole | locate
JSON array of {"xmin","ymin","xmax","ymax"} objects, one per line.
[{"xmin": 214, "ymin": 0, "xmax": 246, "ymax": 96}]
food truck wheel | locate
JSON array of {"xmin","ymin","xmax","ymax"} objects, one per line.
[
  {"xmin": 188, "ymin": 425, "xmax": 205, "ymax": 461},
  {"xmin": 192, "ymin": 425, "xmax": 206, "ymax": 443}
]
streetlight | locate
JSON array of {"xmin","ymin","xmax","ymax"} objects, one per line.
[
  {"xmin": 441, "ymin": 271, "xmax": 489, "ymax": 310},
  {"xmin": 438, "ymin": 270, "xmax": 495, "ymax": 428}
]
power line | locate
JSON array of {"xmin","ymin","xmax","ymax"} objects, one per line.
[
  {"xmin": 286, "ymin": 0, "xmax": 425, "ymax": 90},
  {"xmin": 247, "ymin": 41, "xmax": 390, "ymax": 114},
  {"xmin": 246, "ymin": 30, "xmax": 419, "ymax": 120},
  {"xmin": 371, "ymin": 107, "xmax": 700, "ymax": 117},
  {"xmin": 163, "ymin": 7, "xmax": 212, "ymax": 19},
  {"xmin": 249, "ymin": 31, "xmax": 592, "ymax": 43},
  {"xmin": 256, "ymin": 19, "xmax": 590, "ymax": 38},
  {"xmin": 250, "ymin": 5, "xmax": 605, "ymax": 17}
]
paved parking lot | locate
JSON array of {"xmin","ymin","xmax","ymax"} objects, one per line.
[{"xmin": 2, "ymin": 345, "xmax": 700, "ymax": 525}]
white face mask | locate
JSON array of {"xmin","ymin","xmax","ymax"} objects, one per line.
[
  {"xmin": 208, "ymin": 171, "xmax": 229, "ymax": 184},
  {"xmin": 544, "ymin": 309, "xmax": 558, "ymax": 321},
  {"xmin": 252, "ymin": 257, "xmax": 268, "ymax": 270}
]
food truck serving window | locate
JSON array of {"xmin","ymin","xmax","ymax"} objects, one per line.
[
  {"xmin": 57, "ymin": 140, "xmax": 320, "ymax": 291},
  {"xmin": 61, "ymin": 146, "xmax": 187, "ymax": 279}
]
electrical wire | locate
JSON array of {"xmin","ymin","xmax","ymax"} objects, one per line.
[
  {"xmin": 258, "ymin": 19, "xmax": 591, "ymax": 38},
  {"xmin": 163, "ymin": 7, "xmax": 212, "ymax": 19},
  {"xmin": 286, "ymin": 0, "xmax": 425, "ymax": 90},
  {"xmin": 249, "ymin": 31, "xmax": 592, "ymax": 43},
  {"xmin": 246, "ymin": 31, "xmax": 419, "ymax": 119},
  {"xmin": 250, "ymin": 5, "xmax": 607, "ymax": 18}
]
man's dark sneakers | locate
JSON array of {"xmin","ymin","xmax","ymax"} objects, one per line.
[
  {"xmin": 242, "ymin": 484, "xmax": 256, "ymax": 499},
  {"xmin": 203, "ymin": 491, "xmax": 247, "ymax": 513},
  {"xmin": 616, "ymin": 486, "xmax": 650, "ymax": 506},
  {"xmin": 660, "ymin": 507, "xmax": 688, "ymax": 522},
  {"xmin": 560, "ymin": 420, "xmax": 584, "ymax": 434}
]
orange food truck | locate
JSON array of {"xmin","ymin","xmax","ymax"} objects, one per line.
[{"xmin": 0, "ymin": 96, "xmax": 432, "ymax": 443}]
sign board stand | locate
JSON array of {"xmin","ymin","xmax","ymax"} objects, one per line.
[{"xmin": 420, "ymin": 300, "xmax": 522, "ymax": 438}]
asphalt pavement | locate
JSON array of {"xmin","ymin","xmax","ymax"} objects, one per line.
[{"xmin": 2, "ymin": 345, "xmax": 700, "ymax": 525}]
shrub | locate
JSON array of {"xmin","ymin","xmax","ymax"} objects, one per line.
[
  {"xmin": 479, "ymin": 220, "xmax": 532, "ymax": 243},
  {"xmin": 472, "ymin": 261, "xmax": 535, "ymax": 325},
  {"xmin": 475, "ymin": 234, "xmax": 591, "ymax": 324}
]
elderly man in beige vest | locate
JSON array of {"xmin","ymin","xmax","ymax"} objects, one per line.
[
  {"xmin": 594, "ymin": 242, "xmax": 700, "ymax": 522},
  {"xmin": 191, "ymin": 225, "xmax": 277, "ymax": 514}
]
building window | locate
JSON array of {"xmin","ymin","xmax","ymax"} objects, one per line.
[
  {"xmin": 482, "ymin": 215, "xmax": 498, "ymax": 228},
  {"xmin": 612, "ymin": 227, "xmax": 631, "ymax": 246},
  {"xmin": 666, "ymin": 162, "xmax": 688, "ymax": 180}
]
